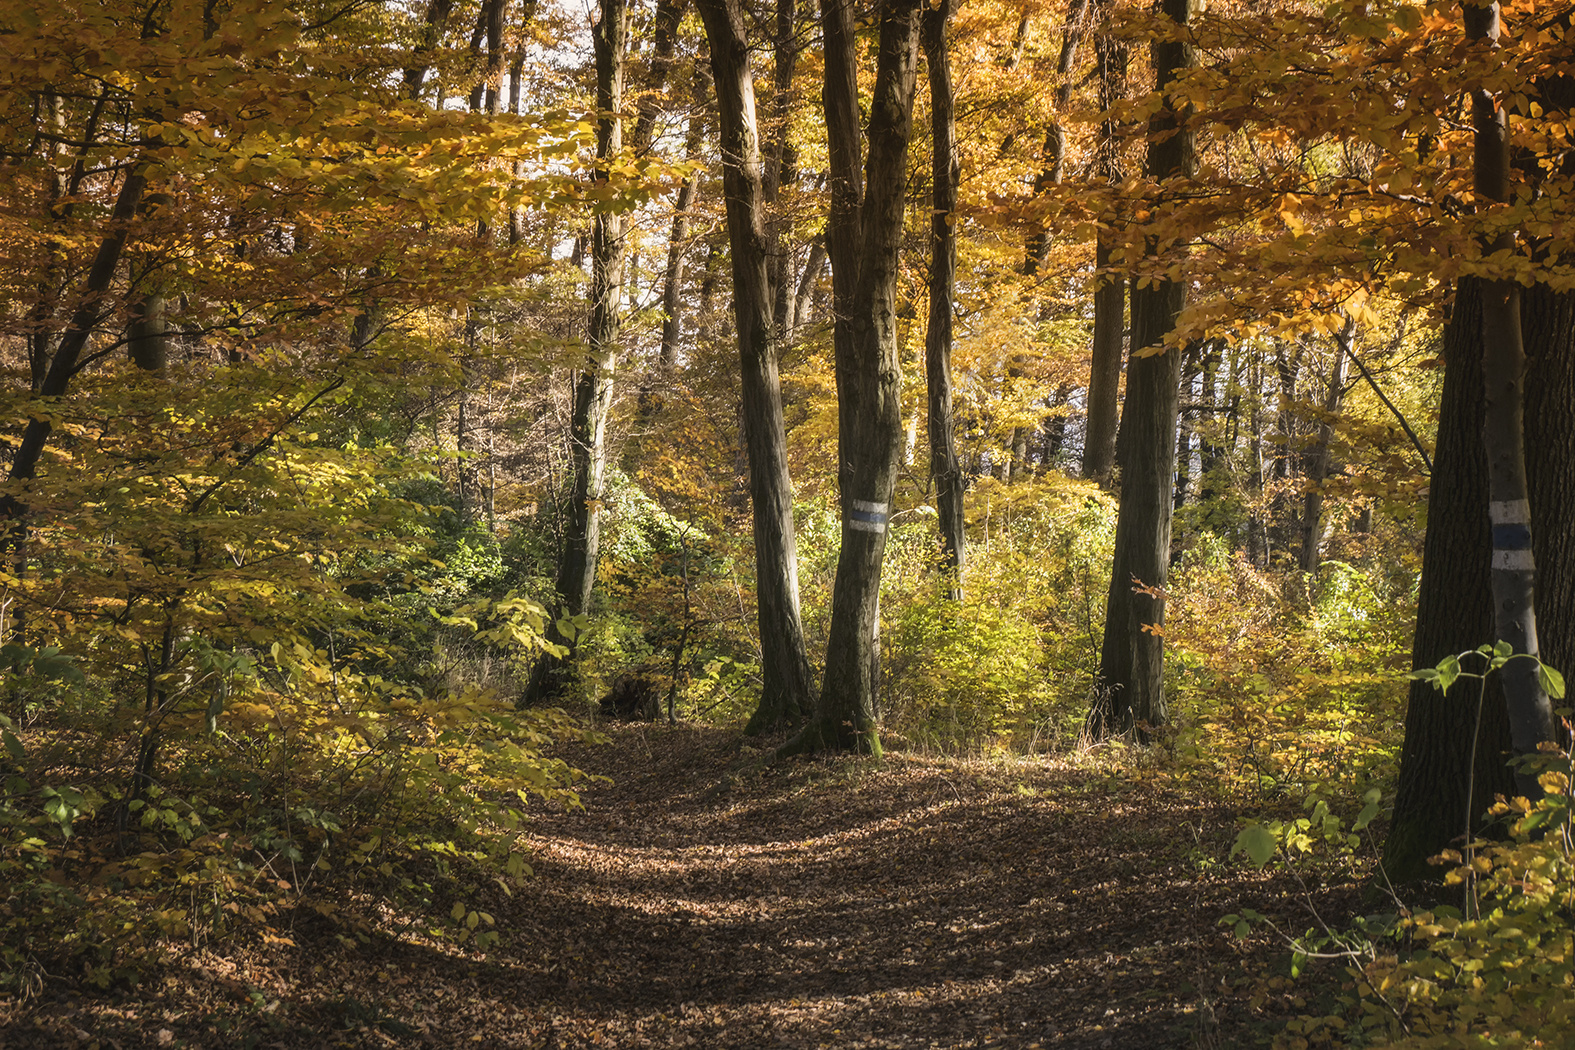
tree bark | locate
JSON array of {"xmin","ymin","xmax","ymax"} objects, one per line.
[
  {"xmin": 9, "ymin": 164, "xmax": 149, "ymax": 491},
  {"xmin": 783, "ymin": 0, "xmax": 923, "ymax": 756},
  {"xmin": 1298, "ymin": 326, "xmax": 1347, "ymax": 573},
  {"xmin": 1384, "ymin": 271, "xmax": 1575, "ymax": 883},
  {"xmin": 1082, "ymin": 22, "xmax": 1127, "ymax": 486},
  {"xmin": 1466, "ymin": 0, "xmax": 1553, "ymax": 793},
  {"xmin": 402, "ymin": 0, "xmax": 455, "ymax": 101},
  {"xmin": 764, "ymin": 0, "xmax": 803, "ymax": 334},
  {"xmin": 694, "ymin": 0, "xmax": 817, "ymax": 734},
  {"xmin": 1024, "ymin": 0, "xmax": 1092, "ymax": 274},
  {"xmin": 658, "ymin": 63, "xmax": 709, "ymax": 370},
  {"xmin": 1084, "ymin": 233, "xmax": 1126, "ymax": 485},
  {"xmin": 524, "ymin": 0, "xmax": 629, "ymax": 705},
  {"xmin": 922, "ymin": 0, "xmax": 965, "ymax": 599},
  {"xmin": 1088, "ymin": 0, "xmax": 1193, "ymax": 740}
]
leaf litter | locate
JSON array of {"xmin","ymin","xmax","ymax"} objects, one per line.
[{"xmin": 2, "ymin": 724, "xmax": 1358, "ymax": 1048}]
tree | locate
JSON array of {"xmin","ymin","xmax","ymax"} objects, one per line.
[
  {"xmin": 784, "ymin": 0, "xmax": 925, "ymax": 756},
  {"xmin": 1082, "ymin": 3, "xmax": 1127, "ymax": 486},
  {"xmin": 1087, "ymin": 0, "xmax": 1194, "ymax": 740},
  {"xmin": 524, "ymin": 0, "xmax": 632, "ymax": 704},
  {"xmin": 922, "ymin": 0, "xmax": 966, "ymax": 598},
  {"xmin": 1384, "ymin": 1, "xmax": 1575, "ymax": 883},
  {"xmin": 1463, "ymin": 0, "xmax": 1553, "ymax": 793},
  {"xmin": 694, "ymin": 0, "xmax": 818, "ymax": 733}
]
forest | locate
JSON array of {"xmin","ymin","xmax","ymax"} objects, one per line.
[{"xmin": 0, "ymin": 0, "xmax": 1572, "ymax": 1045}]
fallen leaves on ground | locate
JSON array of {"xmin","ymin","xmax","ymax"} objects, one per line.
[{"xmin": 1, "ymin": 725, "xmax": 1360, "ymax": 1048}]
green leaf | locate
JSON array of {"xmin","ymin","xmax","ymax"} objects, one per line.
[
  {"xmin": 1232, "ymin": 823, "xmax": 1278, "ymax": 868},
  {"xmin": 1354, "ymin": 787, "xmax": 1382, "ymax": 831},
  {"xmin": 450, "ymin": 901, "xmax": 467, "ymax": 922},
  {"xmin": 1539, "ymin": 663, "xmax": 1566, "ymax": 700},
  {"xmin": 1, "ymin": 728, "xmax": 22, "ymax": 763}
]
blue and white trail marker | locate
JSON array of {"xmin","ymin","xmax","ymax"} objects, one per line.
[
  {"xmin": 1490, "ymin": 499, "xmax": 1535, "ymax": 572},
  {"xmin": 848, "ymin": 499, "xmax": 888, "ymax": 534}
]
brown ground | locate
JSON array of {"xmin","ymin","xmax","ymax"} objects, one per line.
[{"xmin": 1, "ymin": 725, "xmax": 1359, "ymax": 1048}]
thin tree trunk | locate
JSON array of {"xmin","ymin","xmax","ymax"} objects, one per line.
[
  {"xmin": 507, "ymin": 0, "xmax": 541, "ymax": 244},
  {"xmin": 9, "ymin": 165, "xmax": 148, "ymax": 488},
  {"xmin": 1466, "ymin": 0, "xmax": 1553, "ymax": 793},
  {"xmin": 764, "ymin": 0, "xmax": 802, "ymax": 334},
  {"xmin": 523, "ymin": 0, "xmax": 628, "ymax": 705},
  {"xmin": 1024, "ymin": 0, "xmax": 1092, "ymax": 273},
  {"xmin": 1084, "ymin": 232, "xmax": 1126, "ymax": 485},
  {"xmin": 1087, "ymin": 0, "xmax": 1193, "ymax": 741},
  {"xmin": 403, "ymin": 0, "xmax": 455, "ymax": 101},
  {"xmin": 659, "ymin": 64, "xmax": 709, "ymax": 370},
  {"xmin": 694, "ymin": 0, "xmax": 816, "ymax": 734},
  {"xmin": 1298, "ymin": 325, "xmax": 1348, "ymax": 573},
  {"xmin": 923, "ymin": 0, "xmax": 965, "ymax": 599},
  {"xmin": 1082, "ymin": 20, "xmax": 1127, "ymax": 485},
  {"xmin": 631, "ymin": 0, "xmax": 690, "ymax": 155},
  {"xmin": 790, "ymin": 234, "xmax": 827, "ymax": 337}
]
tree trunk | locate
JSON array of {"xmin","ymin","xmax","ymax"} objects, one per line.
[
  {"xmin": 923, "ymin": 0, "xmax": 965, "ymax": 600},
  {"xmin": 764, "ymin": 0, "xmax": 802, "ymax": 334},
  {"xmin": 784, "ymin": 0, "xmax": 923, "ymax": 757},
  {"xmin": 402, "ymin": 0, "xmax": 455, "ymax": 101},
  {"xmin": 8, "ymin": 164, "xmax": 149, "ymax": 491},
  {"xmin": 630, "ymin": 0, "xmax": 689, "ymax": 156},
  {"xmin": 1466, "ymin": 0, "xmax": 1553, "ymax": 792},
  {"xmin": 694, "ymin": 0, "xmax": 816, "ymax": 734},
  {"xmin": 524, "ymin": 0, "xmax": 628, "ymax": 705},
  {"xmin": 1298, "ymin": 326, "xmax": 1347, "ymax": 573},
  {"xmin": 659, "ymin": 63, "xmax": 709, "ymax": 370},
  {"xmin": 1024, "ymin": 0, "xmax": 1092, "ymax": 274},
  {"xmin": 1087, "ymin": 0, "xmax": 1193, "ymax": 741},
  {"xmin": 1384, "ymin": 274, "xmax": 1575, "ymax": 884},
  {"xmin": 1084, "ymin": 232, "xmax": 1125, "ymax": 485},
  {"xmin": 790, "ymin": 235, "xmax": 827, "ymax": 339},
  {"xmin": 1082, "ymin": 20, "xmax": 1127, "ymax": 486}
]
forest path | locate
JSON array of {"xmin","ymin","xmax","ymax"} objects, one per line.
[
  {"xmin": 411, "ymin": 725, "xmax": 1334, "ymax": 1049},
  {"xmin": 4, "ymin": 725, "xmax": 1346, "ymax": 1048}
]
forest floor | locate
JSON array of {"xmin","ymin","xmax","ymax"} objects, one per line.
[{"xmin": 3, "ymin": 724, "xmax": 1367, "ymax": 1049}]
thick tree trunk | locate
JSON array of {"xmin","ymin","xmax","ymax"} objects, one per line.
[
  {"xmin": 784, "ymin": 0, "xmax": 923, "ymax": 756},
  {"xmin": 923, "ymin": 0, "xmax": 965, "ymax": 599},
  {"xmin": 524, "ymin": 0, "xmax": 628, "ymax": 705},
  {"xmin": 1087, "ymin": 0, "xmax": 1192, "ymax": 740},
  {"xmin": 694, "ymin": 0, "xmax": 816, "ymax": 734},
  {"xmin": 1384, "ymin": 277, "xmax": 1575, "ymax": 884}
]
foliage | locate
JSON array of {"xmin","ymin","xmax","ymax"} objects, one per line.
[
  {"xmin": 1223, "ymin": 657, "xmax": 1573, "ymax": 1049},
  {"xmin": 0, "ymin": 375, "xmax": 601, "ymax": 989},
  {"xmin": 1164, "ymin": 537, "xmax": 1412, "ymax": 797},
  {"xmin": 877, "ymin": 475, "xmax": 1116, "ymax": 751}
]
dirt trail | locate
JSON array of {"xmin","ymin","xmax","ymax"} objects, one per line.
[
  {"xmin": 445, "ymin": 726, "xmax": 1326, "ymax": 1049},
  {"xmin": 5, "ymin": 726, "xmax": 1342, "ymax": 1048}
]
